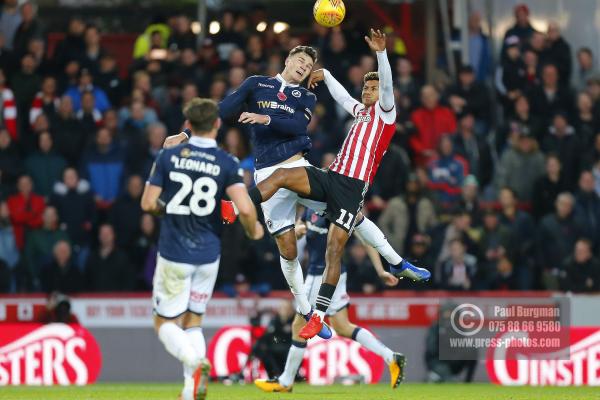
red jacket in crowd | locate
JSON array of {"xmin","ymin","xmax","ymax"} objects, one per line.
[
  {"xmin": 7, "ymin": 193, "xmax": 45, "ymax": 250},
  {"xmin": 410, "ymin": 106, "xmax": 457, "ymax": 165}
]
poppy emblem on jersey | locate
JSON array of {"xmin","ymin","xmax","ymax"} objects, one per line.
[
  {"xmin": 180, "ymin": 148, "xmax": 191, "ymax": 158},
  {"xmin": 277, "ymin": 92, "xmax": 287, "ymax": 101},
  {"xmin": 311, "ymin": 213, "xmax": 319, "ymax": 223},
  {"xmin": 292, "ymin": 90, "xmax": 301, "ymax": 98}
]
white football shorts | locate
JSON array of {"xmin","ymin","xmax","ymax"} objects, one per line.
[
  {"xmin": 254, "ymin": 157, "xmax": 326, "ymax": 235},
  {"xmin": 152, "ymin": 254, "xmax": 219, "ymax": 318},
  {"xmin": 305, "ymin": 272, "xmax": 350, "ymax": 316}
]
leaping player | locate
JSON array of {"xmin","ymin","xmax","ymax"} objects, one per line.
[
  {"xmin": 141, "ymin": 98, "xmax": 263, "ymax": 400},
  {"xmin": 255, "ymin": 209, "xmax": 407, "ymax": 392},
  {"xmin": 246, "ymin": 29, "xmax": 430, "ymax": 340}
]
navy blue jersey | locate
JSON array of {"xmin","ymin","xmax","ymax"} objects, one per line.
[
  {"xmin": 303, "ymin": 209, "xmax": 346, "ymax": 276},
  {"xmin": 147, "ymin": 136, "xmax": 243, "ymax": 264},
  {"xmin": 219, "ymin": 74, "xmax": 316, "ymax": 169}
]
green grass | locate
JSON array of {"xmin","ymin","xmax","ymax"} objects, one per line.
[{"xmin": 2, "ymin": 383, "xmax": 600, "ymax": 400}]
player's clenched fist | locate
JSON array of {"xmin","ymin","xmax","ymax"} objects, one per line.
[
  {"xmin": 239, "ymin": 112, "xmax": 270, "ymax": 125},
  {"xmin": 163, "ymin": 132, "xmax": 188, "ymax": 148},
  {"xmin": 307, "ymin": 69, "xmax": 325, "ymax": 89}
]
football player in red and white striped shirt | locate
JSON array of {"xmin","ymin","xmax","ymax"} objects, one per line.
[{"xmin": 248, "ymin": 29, "xmax": 430, "ymax": 340}]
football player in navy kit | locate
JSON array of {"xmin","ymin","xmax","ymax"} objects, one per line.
[
  {"xmin": 255, "ymin": 209, "xmax": 407, "ymax": 392},
  {"xmin": 141, "ymin": 98, "xmax": 263, "ymax": 400}
]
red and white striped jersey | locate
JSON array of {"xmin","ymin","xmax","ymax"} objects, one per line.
[
  {"xmin": 330, "ymin": 103, "xmax": 396, "ymax": 184},
  {"xmin": 1, "ymin": 87, "xmax": 18, "ymax": 141}
]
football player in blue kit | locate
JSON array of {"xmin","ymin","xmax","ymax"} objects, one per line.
[
  {"xmin": 141, "ymin": 98, "xmax": 263, "ymax": 400},
  {"xmin": 254, "ymin": 209, "xmax": 407, "ymax": 392},
  {"xmin": 163, "ymin": 46, "xmax": 428, "ymax": 342}
]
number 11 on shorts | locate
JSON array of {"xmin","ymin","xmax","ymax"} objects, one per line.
[{"xmin": 336, "ymin": 209, "xmax": 354, "ymax": 229}]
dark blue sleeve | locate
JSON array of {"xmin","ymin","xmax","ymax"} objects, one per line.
[
  {"xmin": 266, "ymin": 92, "xmax": 316, "ymax": 136},
  {"xmin": 147, "ymin": 150, "xmax": 166, "ymax": 187},
  {"xmin": 300, "ymin": 208, "xmax": 309, "ymax": 223},
  {"xmin": 225, "ymin": 157, "xmax": 244, "ymax": 188},
  {"xmin": 219, "ymin": 76, "xmax": 257, "ymax": 119}
]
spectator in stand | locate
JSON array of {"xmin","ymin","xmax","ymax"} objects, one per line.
[
  {"xmin": 559, "ymin": 239, "xmax": 600, "ymax": 292},
  {"xmin": 0, "ymin": 0, "xmax": 22, "ymax": 52},
  {"xmin": 12, "ymin": 2, "xmax": 42, "ymax": 58},
  {"xmin": 528, "ymin": 64, "xmax": 574, "ymax": 126},
  {"xmin": 323, "ymin": 30, "xmax": 353, "ymax": 84},
  {"xmin": 76, "ymin": 90, "xmax": 103, "ymax": 134},
  {"xmin": 95, "ymin": 54, "xmax": 122, "ymax": 107},
  {"xmin": 528, "ymin": 31, "xmax": 547, "ymax": 63},
  {"xmin": 0, "ymin": 68, "xmax": 18, "ymax": 140},
  {"xmin": 118, "ymin": 96, "xmax": 158, "ymax": 135},
  {"xmin": 445, "ymin": 65, "xmax": 491, "ymax": 134},
  {"xmin": 427, "ymin": 135, "xmax": 467, "ymax": 207},
  {"xmin": 394, "ymin": 57, "xmax": 421, "ymax": 111},
  {"xmin": 466, "ymin": 11, "xmax": 491, "ymax": 82},
  {"xmin": 0, "ymin": 32, "xmax": 15, "ymax": 79},
  {"xmin": 24, "ymin": 132, "xmax": 67, "ymax": 198},
  {"xmin": 532, "ymin": 154, "xmax": 568, "ymax": 221},
  {"xmin": 80, "ymin": 24, "xmax": 106, "ymax": 75},
  {"xmin": 575, "ymin": 48, "xmax": 598, "ymax": 91},
  {"xmin": 212, "ymin": 10, "xmax": 244, "ymax": 61},
  {"xmin": 0, "ymin": 128, "xmax": 22, "ymax": 196},
  {"xmin": 490, "ymin": 256, "xmax": 519, "ymax": 290},
  {"xmin": 167, "ymin": 14, "xmax": 196, "ymax": 53},
  {"xmin": 246, "ymin": 34, "xmax": 267, "ymax": 75},
  {"xmin": 434, "ymin": 209, "xmax": 477, "ymax": 266},
  {"xmin": 132, "ymin": 213, "xmax": 158, "ymax": 290},
  {"xmin": 27, "ymin": 37, "xmax": 52, "ymax": 77},
  {"xmin": 522, "ymin": 49, "xmax": 540, "ymax": 90},
  {"xmin": 439, "ymin": 239, "xmax": 477, "ymax": 291},
  {"xmin": 29, "ymin": 76, "xmax": 59, "ymax": 127},
  {"xmin": 538, "ymin": 192, "xmax": 583, "ymax": 290},
  {"xmin": 170, "ymin": 48, "xmax": 204, "ymax": 91},
  {"xmin": 378, "ymin": 175, "xmax": 437, "ymax": 255},
  {"xmin": 453, "ymin": 113, "xmax": 493, "ymax": 188},
  {"xmin": 108, "ymin": 174, "xmax": 143, "ymax": 251},
  {"xmin": 164, "ymin": 81, "xmax": 197, "ymax": 134},
  {"xmin": 544, "ymin": 22, "xmax": 572, "ymax": 86},
  {"xmin": 64, "ymin": 68, "xmax": 110, "ymax": 113},
  {"xmin": 0, "ymin": 201, "xmax": 19, "ymax": 292},
  {"xmin": 41, "ymin": 240, "xmax": 83, "ymax": 294},
  {"xmin": 11, "ymin": 53, "xmax": 40, "ymax": 128},
  {"xmin": 50, "ymin": 95, "xmax": 86, "ymax": 166},
  {"xmin": 49, "ymin": 167, "xmax": 96, "ymax": 251},
  {"xmin": 403, "ymin": 234, "xmax": 436, "ymax": 285},
  {"xmin": 81, "ymin": 127, "xmax": 125, "ymax": 208},
  {"xmin": 502, "ymin": 4, "xmax": 536, "ymax": 57},
  {"xmin": 495, "ymin": 131, "xmax": 545, "ymax": 203},
  {"xmin": 24, "ymin": 206, "xmax": 69, "ymax": 290},
  {"xmin": 495, "ymin": 36, "xmax": 527, "ymax": 114},
  {"xmin": 371, "ymin": 142, "xmax": 410, "ymax": 203},
  {"xmin": 222, "ymin": 126, "xmax": 254, "ymax": 185},
  {"xmin": 346, "ymin": 241, "xmax": 383, "ymax": 294},
  {"xmin": 497, "ymin": 95, "xmax": 543, "ymax": 152},
  {"xmin": 85, "ymin": 223, "xmax": 134, "ymax": 291},
  {"xmin": 410, "ymin": 85, "xmax": 457, "ymax": 165},
  {"xmin": 574, "ymin": 170, "xmax": 600, "ymax": 250},
  {"xmin": 541, "ymin": 112, "xmax": 582, "ymax": 190},
  {"xmin": 127, "ymin": 122, "xmax": 166, "ymax": 177},
  {"xmin": 459, "ymin": 175, "xmax": 481, "ymax": 225},
  {"xmin": 53, "ymin": 17, "xmax": 85, "ymax": 71},
  {"xmin": 574, "ymin": 91, "xmax": 597, "ymax": 150},
  {"xmin": 478, "ymin": 209, "xmax": 514, "ymax": 289},
  {"xmin": 7, "ymin": 174, "xmax": 44, "ymax": 250}
]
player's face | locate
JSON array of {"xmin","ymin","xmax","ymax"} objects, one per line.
[
  {"xmin": 362, "ymin": 80, "xmax": 379, "ymax": 106},
  {"xmin": 284, "ymin": 53, "xmax": 314, "ymax": 83}
]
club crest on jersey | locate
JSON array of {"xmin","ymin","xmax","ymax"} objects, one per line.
[
  {"xmin": 266, "ymin": 219, "xmax": 273, "ymax": 229},
  {"xmin": 180, "ymin": 148, "xmax": 191, "ymax": 158},
  {"xmin": 277, "ymin": 92, "xmax": 287, "ymax": 101},
  {"xmin": 292, "ymin": 90, "xmax": 301, "ymax": 98}
]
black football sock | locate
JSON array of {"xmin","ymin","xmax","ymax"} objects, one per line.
[
  {"xmin": 315, "ymin": 283, "xmax": 336, "ymax": 314},
  {"xmin": 248, "ymin": 186, "xmax": 263, "ymax": 206}
]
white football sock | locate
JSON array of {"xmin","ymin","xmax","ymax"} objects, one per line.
[
  {"xmin": 158, "ymin": 322, "xmax": 200, "ymax": 370},
  {"xmin": 355, "ymin": 217, "xmax": 403, "ymax": 265},
  {"xmin": 280, "ymin": 256, "xmax": 311, "ymax": 315},
  {"xmin": 354, "ymin": 327, "xmax": 394, "ymax": 364},
  {"xmin": 278, "ymin": 341, "xmax": 307, "ymax": 387},
  {"xmin": 183, "ymin": 327, "xmax": 206, "ymax": 379}
]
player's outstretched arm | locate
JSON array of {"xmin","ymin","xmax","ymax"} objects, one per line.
[
  {"xmin": 365, "ymin": 28, "xmax": 395, "ymax": 112},
  {"xmin": 226, "ymin": 184, "xmax": 264, "ymax": 240},
  {"xmin": 354, "ymin": 230, "xmax": 399, "ymax": 287},
  {"xmin": 308, "ymin": 68, "xmax": 363, "ymax": 116}
]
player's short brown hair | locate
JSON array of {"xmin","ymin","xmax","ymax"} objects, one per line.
[
  {"xmin": 288, "ymin": 45, "xmax": 318, "ymax": 63},
  {"xmin": 363, "ymin": 72, "xmax": 379, "ymax": 83},
  {"xmin": 183, "ymin": 98, "xmax": 219, "ymax": 134}
]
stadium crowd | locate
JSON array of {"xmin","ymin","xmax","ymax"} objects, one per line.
[{"xmin": 0, "ymin": 2, "xmax": 600, "ymax": 295}]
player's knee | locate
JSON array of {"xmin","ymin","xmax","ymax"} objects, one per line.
[{"xmin": 272, "ymin": 168, "xmax": 289, "ymax": 185}]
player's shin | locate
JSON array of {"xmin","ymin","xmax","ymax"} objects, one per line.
[
  {"xmin": 351, "ymin": 327, "xmax": 394, "ymax": 364},
  {"xmin": 354, "ymin": 216, "xmax": 403, "ymax": 265},
  {"xmin": 183, "ymin": 327, "xmax": 206, "ymax": 379},
  {"xmin": 280, "ymin": 256, "xmax": 312, "ymax": 315},
  {"xmin": 157, "ymin": 322, "xmax": 201, "ymax": 369},
  {"xmin": 278, "ymin": 340, "xmax": 307, "ymax": 387}
]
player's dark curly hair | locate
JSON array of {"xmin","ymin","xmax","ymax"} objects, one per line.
[
  {"xmin": 363, "ymin": 71, "xmax": 379, "ymax": 82},
  {"xmin": 288, "ymin": 45, "xmax": 318, "ymax": 63}
]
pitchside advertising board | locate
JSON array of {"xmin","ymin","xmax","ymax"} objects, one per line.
[{"xmin": 1, "ymin": 294, "xmax": 599, "ymax": 386}]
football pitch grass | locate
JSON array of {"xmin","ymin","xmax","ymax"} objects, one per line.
[{"xmin": 2, "ymin": 383, "xmax": 599, "ymax": 400}]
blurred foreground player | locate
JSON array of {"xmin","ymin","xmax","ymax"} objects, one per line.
[
  {"xmin": 255, "ymin": 209, "xmax": 406, "ymax": 392},
  {"xmin": 141, "ymin": 98, "xmax": 263, "ymax": 400},
  {"xmin": 247, "ymin": 30, "xmax": 430, "ymax": 340}
]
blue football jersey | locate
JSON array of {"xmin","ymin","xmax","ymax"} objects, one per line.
[
  {"xmin": 303, "ymin": 209, "xmax": 346, "ymax": 276},
  {"xmin": 147, "ymin": 136, "xmax": 243, "ymax": 264},
  {"xmin": 219, "ymin": 74, "xmax": 316, "ymax": 169}
]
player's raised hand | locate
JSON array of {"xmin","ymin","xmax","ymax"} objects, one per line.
[
  {"xmin": 239, "ymin": 112, "xmax": 270, "ymax": 125},
  {"xmin": 307, "ymin": 69, "xmax": 325, "ymax": 89},
  {"xmin": 365, "ymin": 28, "xmax": 386, "ymax": 52},
  {"xmin": 163, "ymin": 132, "xmax": 188, "ymax": 148},
  {"xmin": 379, "ymin": 271, "xmax": 400, "ymax": 287}
]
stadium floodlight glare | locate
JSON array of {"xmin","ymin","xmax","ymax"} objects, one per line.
[
  {"xmin": 273, "ymin": 22, "xmax": 289, "ymax": 34},
  {"xmin": 209, "ymin": 21, "xmax": 221, "ymax": 35},
  {"xmin": 191, "ymin": 21, "xmax": 201, "ymax": 34},
  {"xmin": 256, "ymin": 21, "xmax": 267, "ymax": 32}
]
